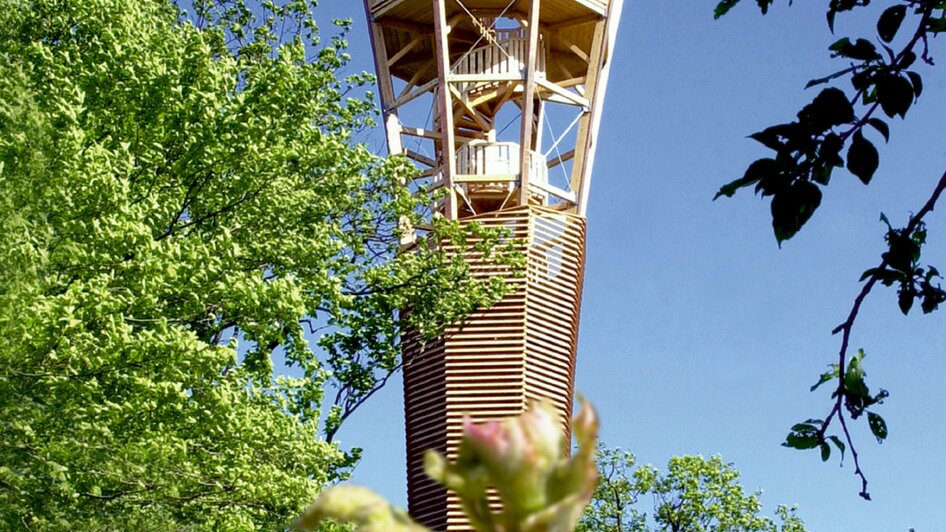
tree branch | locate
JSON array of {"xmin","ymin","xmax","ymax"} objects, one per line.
[{"xmin": 819, "ymin": 167, "xmax": 946, "ymax": 499}]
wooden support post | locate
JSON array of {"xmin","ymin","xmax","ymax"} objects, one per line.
[
  {"xmin": 363, "ymin": 0, "xmax": 412, "ymax": 244},
  {"xmin": 433, "ymin": 0, "xmax": 457, "ymax": 219},
  {"xmin": 569, "ymin": 17, "xmax": 606, "ymax": 211},
  {"xmin": 576, "ymin": 0, "xmax": 625, "ymax": 216},
  {"xmin": 518, "ymin": 0, "xmax": 541, "ymax": 206}
]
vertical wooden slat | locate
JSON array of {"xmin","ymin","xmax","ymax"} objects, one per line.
[
  {"xmin": 518, "ymin": 0, "xmax": 542, "ymax": 205},
  {"xmin": 433, "ymin": 0, "xmax": 457, "ymax": 219}
]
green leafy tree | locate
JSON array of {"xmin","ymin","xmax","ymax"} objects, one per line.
[
  {"xmin": 579, "ymin": 448, "xmax": 807, "ymax": 532},
  {"xmin": 0, "ymin": 0, "xmax": 511, "ymax": 528},
  {"xmin": 713, "ymin": 0, "xmax": 946, "ymax": 498}
]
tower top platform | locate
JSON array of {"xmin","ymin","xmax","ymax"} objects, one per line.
[
  {"xmin": 369, "ymin": 0, "xmax": 610, "ymax": 22},
  {"xmin": 367, "ymin": 0, "xmax": 613, "ymax": 90}
]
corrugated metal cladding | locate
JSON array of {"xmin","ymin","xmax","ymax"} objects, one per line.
[{"xmin": 402, "ymin": 205, "xmax": 586, "ymax": 530}]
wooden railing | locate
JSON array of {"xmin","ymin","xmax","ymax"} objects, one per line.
[
  {"xmin": 451, "ymin": 30, "xmax": 546, "ymax": 81},
  {"xmin": 456, "ymin": 142, "xmax": 547, "ymax": 183}
]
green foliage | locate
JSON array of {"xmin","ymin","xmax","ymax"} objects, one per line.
[
  {"xmin": 712, "ymin": 0, "xmax": 946, "ymax": 498},
  {"xmin": 0, "ymin": 0, "xmax": 511, "ymax": 528},
  {"xmin": 579, "ymin": 448, "xmax": 808, "ymax": 532}
]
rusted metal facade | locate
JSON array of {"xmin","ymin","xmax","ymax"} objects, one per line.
[{"xmin": 362, "ymin": 0, "xmax": 622, "ymax": 528}]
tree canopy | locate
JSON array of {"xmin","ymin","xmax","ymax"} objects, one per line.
[
  {"xmin": 579, "ymin": 447, "xmax": 807, "ymax": 532},
  {"xmin": 0, "ymin": 0, "xmax": 510, "ymax": 528}
]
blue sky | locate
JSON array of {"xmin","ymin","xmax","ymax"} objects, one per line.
[{"xmin": 314, "ymin": 2, "xmax": 946, "ymax": 530}]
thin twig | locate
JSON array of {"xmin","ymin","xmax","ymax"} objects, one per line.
[{"xmin": 820, "ymin": 168, "xmax": 946, "ymax": 499}]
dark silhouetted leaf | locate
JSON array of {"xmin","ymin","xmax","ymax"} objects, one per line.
[
  {"xmin": 867, "ymin": 412, "xmax": 887, "ymax": 443},
  {"xmin": 907, "ymin": 71, "xmax": 923, "ymax": 98},
  {"xmin": 877, "ymin": 74, "xmax": 914, "ymax": 118},
  {"xmin": 798, "ymin": 88, "xmax": 854, "ymax": 131},
  {"xmin": 806, "ymin": 66, "xmax": 856, "ymax": 89},
  {"xmin": 715, "ymin": 158, "xmax": 777, "ymax": 200},
  {"xmin": 900, "ymin": 50, "xmax": 917, "ymax": 70},
  {"xmin": 830, "ymin": 38, "xmax": 881, "ymax": 60},
  {"xmin": 927, "ymin": 16, "xmax": 946, "ymax": 34},
  {"xmin": 847, "ymin": 131, "xmax": 878, "ymax": 184},
  {"xmin": 860, "ymin": 267, "xmax": 903, "ymax": 286},
  {"xmin": 771, "ymin": 180, "xmax": 822, "ymax": 243},
  {"xmin": 883, "ymin": 228, "xmax": 920, "ymax": 273},
  {"xmin": 748, "ymin": 129, "xmax": 783, "ymax": 151},
  {"xmin": 898, "ymin": 283, "xmax": 915, "ymax": 314},
  {"xmin": 820, "ymin": 442, "xmax": 831, "ymax": 461},
  {"xmin": 820, "ymin": 133, "xmax": 844, "ymax": 168},
  {"xmin": 877, "ymin": 5, "xmax": 906, "ymax": 43},
  {"xmin": 866, "ymin": 117, "xmax": 889, "ymax": 142}
]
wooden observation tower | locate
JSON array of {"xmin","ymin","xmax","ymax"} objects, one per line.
[{"xmin": 361, "ymin": 0, "xmax": 622, "ymax": 528}]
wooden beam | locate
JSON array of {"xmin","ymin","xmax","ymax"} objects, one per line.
[
  {"xmin": 577, "ymin": 0, "xmax": 625, "ymax": 216},
  {"xmin": 405, "ymin": 149, "xmax": 436, "ymax": 168},
  {"xmin": 390, "ymin": 78, "xmax": 437, "ymax": 111},
  {"xmin": 454, "ymin": 175, "xmax": 517, "ymax": 183},
  {"xmin": 518, "ymin": 0, "xmax": 541, "ymax": 205},
  {"xmin": 547, "ymin": 149, "xmax": 575, "ymax": 169},
  {"xmin": 401, "ymin": 126, "xmax": 487, "ymax": 141},
  {"xmin": 363, "ymin": 0, "xmax": 411, "ymax": 245},
  {"xmin": 542, "ymin": 28, "xmax": 589, "ymax": 63},
  {"xmin": 569, "ymin": 18, "xmax": 606, "ymax": 203},
  {"xmin": 379, "ymin": 16, "xmax": 430, "ymax": 35},
  {"xmin": 447, "ymin": 73, "xmax": 522, "ymax": 83},
  {"xmin": 450, "ymin": 86, "xmax": 492, "ymax": 132},
  {"xmin": 546, "ymin": 13, "xmax": 601, "ymax": 31},
  {"xmin": 399, "ymin": 61, "xmax": 434, "ymax": 99},
  {"xmin": 433, "ymin": 0, "xmax": 457, "ymax": 219},
  {"xmin": 535, "ymin": 77, "xmax": 589, "ymax": 108},
  {"xmin": 387, "ymin": 32, "xmax": 429, "ymax": 67}
]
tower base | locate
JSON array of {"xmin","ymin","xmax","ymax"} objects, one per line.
[{"xmin": 402, "ymin": 205, "xmax": 587, "ymax": 530}]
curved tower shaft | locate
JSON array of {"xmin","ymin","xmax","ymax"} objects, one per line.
[{"xmin": 362, "ymin": 0, "xmax": 622, "ymax": 528}]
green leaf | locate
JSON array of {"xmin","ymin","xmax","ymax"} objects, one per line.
[
  {"xmin": 867, "ymin": 412, "xmax": 888, "ymax": 443},
  {"xmin": 714, "ymin": 0, "xmax": 741, "ymax": 19},
  {"xmin": 820, "ymin": 442, "xmax": 831, "ymax": 462},
  {"xmin": 811, "ymin": 367, "xmax": 839, "ymax": 391},
  {"xmin": 847, "ymin": 130, "xmax": 879, "ymax": 185},
  {"xmin": 877, "ymin": 5, "xmax": 906, "ymax": 43},
  {"xmin": 829, "ymin": 435, "xmax": 846, "ymax": 463},
  {"xmin": 783, "ymin": 432, "xmax": 819, "ymax": 450}
]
